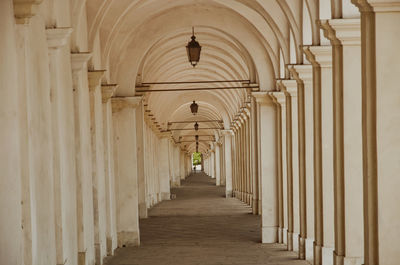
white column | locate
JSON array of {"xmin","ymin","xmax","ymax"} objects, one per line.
[
  {"xmin": 253, "ymin": 92, "xmax": 278, "ymax": 243},
  {"xmin": 173, "ymin": 145, "xmax": 181, "ymax": 186},
  {"xmin": 280, "ymin": 79, "xmax": 300, "ymax": 252},
  {"xmin": 320, "ymin": 18, "xmax": 364, "ymax": 265},
  {"xmin": 15, "ymin": 14, "xmax": 57, "ymax": 265},
  {"xmin": 47, "ymin": 27, "xmax": 78, "ymax": 265},
  {"xmin": 159, "ymin": 135, "xmax": 171, "ymax": 200},
  {"xmin": 222, "ymin": 130, "xmax": 233, "ymax": 197},
  {"xmin": 290, "ymin": 64, "xmax": 315, "ymax": 262},
  {"xmin": 304, "ymin": 45, "xmax": 335, "ymax": 265},
  {"xmin": 71, "ymin": 52, "xmax": 95, "ymax": 265},
  {"xmin": 135, "ymin": 102, "xmax": 147, "ymax": 218},
  {"xmin": 271, "ymin": 92, "xmax": 288, "ymax": 245},
  {"xmin": 88, "ymin": 70, "xmax": 108, "ymax": 264},
  {"xmin": 215, "ymin": 143, "xmax": 221, "ymax": 186},
  {"xmin": 0, "ymin": 2, "xmax": 23, "ymax": 264},
  {"xmin": 101, "ymin": 84, "xmax": 118, "ymax": 255},
  {"xmin": 112, "ymin": 97, "xmax": 142, "ymax": 247},
  {"xmin": 350, "ymin": 2, "xmax": 400, "ymax": 264}
]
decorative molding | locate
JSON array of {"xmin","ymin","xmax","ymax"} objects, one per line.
[
  {"xmin": 13, "ymin": 0, "xmax": 43, "ymax": 24},
  {"xmin": 101, "ymin": 84, "xmax": 118, "ymax": 103},
  {"xmin": 111, "ymin": 97, "xmax": 142, "ymax": 113},
  {"xmin": 353, "ymin": 0, "xmax": 400, "ymax": 12},
  {"xmin": 319, "ymin": 20, "xmax": 341, "ymax": 46},
  {"xmin": 303, "ymin": 46, "xmax": 332, "ymax": 68},
  {"xmin": 320, "ymin": 19, "xmax": 361, "ymax": 46},
  {"xmin": 289, "ymin": 65, "xmax": 313, "ymax": 85},
  {"xmin": 270, "ymin": 91, "xmax": 286, "ymax": 106},
  {"xmin": 46, "ymin": 28, "xmax": 73, "ymax": 50},
  {"xmin": 280, "ymin": 80, "xmax": 298, "ymax": 97},
  {"xmin": 71, "ymin": 52, "xmax": 92, "ymax": 72},
  {"xmin": 252, "ymin": 91, "xmax": 274, "ymax": 104}
]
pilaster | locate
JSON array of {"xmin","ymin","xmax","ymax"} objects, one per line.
[
  {"xmin": 290, "ymin": 64, "xmax": 315, "ymax": 263},
  {"xmin": 304, "ymin": 44, "xmax": 335, "ymax": 265}
]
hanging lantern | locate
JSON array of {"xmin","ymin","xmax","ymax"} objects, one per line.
[
  {"xmin": 196, "ymin": 146, "xmax": 199, "ymax": 153},
  {"xmin": 195, "ymin": 135, "xmax": 199, "ymax": 141},
  {"xmin": 194, "ymin": 122, "xmax": 199, "ymax": 131},
  {"xmin": 186, "ymin": 27, "xmax": 201, "ymax": 67},
  {"xmin": 190, "ymin": 100, "xmax": 198, "ymax": 115}
]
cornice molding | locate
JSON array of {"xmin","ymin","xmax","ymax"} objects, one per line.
[
  {"xmin": 303, "ymin": 46, "xmax": 333, "ymax": 68},
  {"xmin": 289, "ymin": 64, "xmax": 313, "ymax": 85},
  {"xmin": 320, "ymin": 19, "xmax": 361, "ymax": 46},
  {"xmin": 111, "ymin": 97, "xmax": 142, "ymax": 113},
  {"xmin": 280, "ymin": 80, "xmax": 298, "ymax": 97}
]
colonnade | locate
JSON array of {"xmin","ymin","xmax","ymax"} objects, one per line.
[
  {"xmin": 209, "ymin": 4, "xmax": 400, "ymax": 265},
  {"xmin": 0, "ymin": 2, "xmax": 191, "ymax": 265},
  {"xmin": 1, "ymin": 1, "xmax": 400, "ymax": 265}
]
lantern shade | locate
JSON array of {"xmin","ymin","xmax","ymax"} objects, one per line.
[
  {"xmin": 194, "ymin": 122, "xmax": 199, "ymax": 131},
  {"xmin": 186, "ymin": 28, "xmax": 201, "ymax": 67},
  {"xmin": 190, "ymin": 101, "xmax": 198, "ymax": 115},
  {"xmin": 195, "ymin": 135, "xmax": 199, "ymax": 141}
]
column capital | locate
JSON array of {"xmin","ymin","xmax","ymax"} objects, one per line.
[
  {"xmin": 352, "ymin": 0, "xmax": 400, "ymax": 12},
  {"xmin": 111, "ymin": 97, "xmax": 143, "ymax": 113},
  {"xmin": 280, "ymin": 80, "xmax": 298, "ymax": 97},
  {"xmin": 269, "ymin": 92, "xmax": 286, "ymax": 106},
  {"xmin": 288, "ymin": 64, "xmax": 313, "ymax": 85},
  {"xmin": 13, "ymin": 0, "xmax": 43, "ymax": 24},
  {"xmin": 101, "ymin": 84, "xmax": 118, "ymax": 103},
  {"xmin": 252, "ymin": 92, "xmax": 274, "ymax": 104},
  {"xmin": 71, "ymin": 52, "xmax": 92, "ymax": 72},
  {"xmin": 303, "ymin": 46, "xmax": 332, "ymax": 68},
  {"xmin": 46, "ymin": 28, "xmax": 73, "ymax": 50},
  {"xmin": 319, "ymin": 19, "xmax": 361, "ymax": 46},
  {"xmin": 88, "ymin": 70, "xmax": 106, "ymax": 91}
]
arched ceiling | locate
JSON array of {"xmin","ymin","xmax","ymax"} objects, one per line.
[{"xmin": 85, "ymin": 0, "xmax": 308, "ymax": 153}]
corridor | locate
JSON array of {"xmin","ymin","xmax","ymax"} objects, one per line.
[{"xmin": 105, "ymin": 172, "xmax": 308, "ymax": 265}]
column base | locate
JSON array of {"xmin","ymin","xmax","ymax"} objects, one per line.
[
  {"xmin": 117, "ymin": 231, "xmax": 140, "ymax": 247},
  {"xmin": 262, "ymin": 226, "xmax": 278, "ymax": 243},
  {"xmin": 314, "ymin": 242, "xmax": 323, "ymax": 265},
  {"xmin": 139, "ymin": 202, "xmax": 148, "ymax": 219},
  {"xmin": 299, "ymin": 236, "xmax": 306, "ymax": 259},
  {"xmin": 293, "ymin": 232, "xmax": 299, "ymax": 251},
  {"xmin": 333, "ymin": 251, "xmax": 363, "ymax": 265},
  {"xmin": 322, "ymin": 246, "xmax": 334, "ymax": 265},
  {"xmin": 78, "ymin": 251, "xmax": 86, "ymax": 265},
  {"xmin": 278, "ymin": 227, "xmax": 283, "ymax": 243},
  {"xmin": 94, "ymin": 243, "xmax": 101, "ymax": 265},
  {"xmin": 283, "ymin": 228, "xmax": 288, "ymax": 245},
  {"xmin": 226, "ymin": 189, "xmax": 233, "ymax": 198},
  {"xmin": 252, "ymin": 198, "xmax": 258, "ymax": 215},
  {"xmin": 287, "ymin": 232, "xmax": 293, "ymax": 251},
  {"xmin": 106, "ymin": 237, "xmax": 114, "ymax": 256},
  {"xmin": 305, "ymin": 238, "xmax": 314, "ymax": 262},
  {"xmin": 161, "ymin": 192, "xmax": 171, "ymax": 200}
]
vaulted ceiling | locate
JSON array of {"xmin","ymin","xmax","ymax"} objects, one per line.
[{"xmin": 79, "ymin": 0, "xmax": 318, "ymax": 153}]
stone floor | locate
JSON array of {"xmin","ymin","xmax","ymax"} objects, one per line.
[{"xmin": 105, "ymin": 172, "xmax": 310, "ymax": 265}]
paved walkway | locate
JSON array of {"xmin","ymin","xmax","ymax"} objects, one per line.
[{"xmin": 105, "ymin": 172, "xmax": 309, "ymax": 265}]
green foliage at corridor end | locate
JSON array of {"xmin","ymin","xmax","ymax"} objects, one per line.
[{"xmin": 192, "ymin": 152, "xmax": 202, "ymax": 165}]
